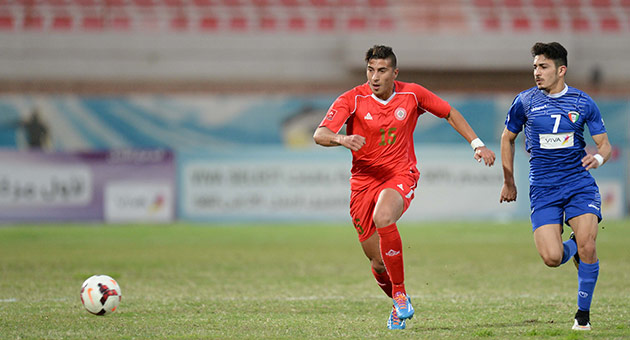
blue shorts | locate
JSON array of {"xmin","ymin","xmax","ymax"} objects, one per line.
[{"xmin": 529, "ymin": 179, "xmax": 602, "ymax": 231}]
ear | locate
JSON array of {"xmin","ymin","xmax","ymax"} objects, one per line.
[
  {"xmin": 393, "ymin": 68, "xmax": 399, "ymax": 79},
  {"xmin": 558, "ymin": 65, "xmax": 567, "ymax": 77}
]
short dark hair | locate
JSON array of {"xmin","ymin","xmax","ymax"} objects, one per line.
[
  {"xmin": 531, "ymin": 42, "xmax": 568, "ymax": 68},
  {"xmin": 365, "ymin": 45, "xmax": 397, "ymax": 68}
]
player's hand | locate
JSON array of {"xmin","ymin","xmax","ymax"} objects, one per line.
[
  {"xmin": 341, "ymin": 134, "xmax": 366, "ymax": 151},
  {"xmin": 581, "ymin": 154, "xmax": 600, "ymax": 171},
  {"xmin": 499, "ymin": 182, "xmax": 517, "ymax": 203},
  {"xmin": 474, "ymin": 146, "xmax": 496, "ymax": 167}
]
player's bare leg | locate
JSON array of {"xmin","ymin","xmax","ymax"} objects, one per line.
[
  {"xmin": 568, "ymin": 214, "xmax": 599, "ymax": 331},
  {"xmin": 533, "ymin": 224, "xmax": 564, "ymax": 267},
  {"xmin": 373, "ymin": 188, "xmax": 414, "ymax": 320}
]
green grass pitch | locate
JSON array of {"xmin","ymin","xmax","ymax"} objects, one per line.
[{"xmin": 1, "ymin": 220, "xmax": 629, "ymax": 339}]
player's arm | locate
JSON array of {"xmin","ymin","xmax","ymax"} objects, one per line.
[
  {"xmin": 444, "ymin": 107, "xmax": 495, "ymax": 166},
  {"xmin": 499, "ymin": 127, "xmax": 518, "ymax": 203},
  {"xmin": 313, "ymin": 126, "xmax": 366, "ymax": 151},
  {"xmin": 582, "ymin": 132, "xmax": 611, "ymax": 171}
]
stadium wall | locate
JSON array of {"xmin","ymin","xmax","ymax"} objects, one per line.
[{"xmin": 0, "ymin": 94, "xmax": 627, "ymax": 223}]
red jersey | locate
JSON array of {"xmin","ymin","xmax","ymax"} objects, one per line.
[{"xmin": 320, "ymin": 81, "xmax": 451, "ymax": 186}]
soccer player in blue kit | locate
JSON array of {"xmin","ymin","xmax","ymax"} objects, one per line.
[{"xmin": 499, "ymin": 42, "xmax": 612, "ymax": 331}]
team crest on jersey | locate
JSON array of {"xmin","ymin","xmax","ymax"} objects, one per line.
[
  {"xmin": 326, "ymin": 109, "xmax": 337, "ymax": 121},
  {"xmin": 394, "ymin": 107, "xmax": 407, "ymax": 121},
  {"xmin": 568, "ymin": 111, "xmax": 580, "ymax": 123}
]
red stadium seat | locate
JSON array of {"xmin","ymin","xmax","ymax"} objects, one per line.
[
  {"xmin": 105, "ymin": 0, "xmax": 126, "ymax": 6},
  {"xmin": 347, "ymin": 16, "xmax": 366, "ymax": 30},
  {"xmin": 222, "ymin": 0, "xmax": 240, "ymax": 7},
  {"xmin": 199, "ymin": 15, "xmax": 218, "ymax": 30},
  {"xmin": 512, "ymin": 16, "xmax": 530, "ymax": 30},
  {"xmin": 482, "ymin": 15, "xmax": 501, "ymax": 30},
  {"xmin": 542, "ymin": 16, "xmax": 560, "ymax": 30},
  {"xmin": 288, "ymin": 16, "xmax": 306, "ymax": 30},
  {"xmin": 82, "ymin": 16, "xmax": 104, "ymax": 30},
  {"xmin": 280, "ymin": 0, "xmax": 299, "ymax": 7},
  {"xmin": 23, "ymin": 14, "xmax": 44, "ymax": 30},
  {"xmin": 110, "ymin": 15, "xmax": 132, "ymax": 30},
  {"xmin": 309, "ymin": 0, "xmax": 329, "ymax": 6},
  {"xmin": 0, "ymin": 13, "xmax": 14, "ymax": 30},
  {"xmin": 590, "ymin": 0, "xmax": 612, "ymax": 8},
  {"xmin": 368, "ymin": 0, "xmax": 387, "ymax": 7},
  {"xmin": 193, "ymin": 0, "xmax": 214, "ymax": 6},
  {"xmin": 317, "ymin": 15, "xmax": 335, "ymax": 30},
  {"xmin": 134, "ymin": 0, "xmax": 155, "ymax": 7},
  {"xmin": 163, "ymin": 0, "xmax": 184, "ymax": 6},
  {"xmin": 52, "ymin": 14, "xmax": 73, "ymax": 30},
  {"xmin": 474, "ymin": 0, "xmax": 495, "ymax": 9},
  {"xmin": 229, "ymin": 15, "xmax": 247, "ymax": 30},
  {"xmin": 600, "ymin": 15, "xmax": 620, "ymax": 31}
]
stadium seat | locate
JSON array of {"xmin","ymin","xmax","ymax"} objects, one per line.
[
  {"xmin": 599, "ymin": 15, "xmax": 620, "ymax": 31},
  {"xmin": 347, "ymin": 16, "xmax": 367, "ymax": 30},
  {"xmin": 591, "ymin": 0, "xmax": 612, "ymax": 8},
  {"xmin": 0, "ymin": 13, "xmax": 14, "ymax": 30},
  {"xmin": 110, "ymin": 15, "xmax": 132, "ymax": 30},
  {"xmin": 368, "ymin": 0, "xmax": 388, "ymax": 7},
  {"xmin": 52, "ymin": 14, "xmax": 73, "ymax": 30},
  {"xmin": 482, "ymin": 15, "xmax": 501, "ymax": 30},
  {"xmin": 512, "ymin": 16, "xmax": 530, "ymax": 31},
  {"xmin": 542, "ymin": 16, "xmax": 561, "ymax": 30},
  {"xmin": 23, "ymin": 13, "xmax": 44, "ymax": 30},
  {"xmin": 82, "ymin": 16, "xmax": 105, "ymax": 30},
  {"xmin": 317, "ymin": 15, "xmax": 335, "ymax": 31},
  {"xmin": 193, "ymin": 0, "xmax": 214, "ymax": 6},
  {"xmin": 288, "ymin": 16, "xmax": 306, "ymax": 30},
  {"xmin": 199, "ymin": 15, "xmax": 218, "ymax": 30},
  {"xmin": 229, "ymin": 15, "xmax": 247, "ymax": 30}
]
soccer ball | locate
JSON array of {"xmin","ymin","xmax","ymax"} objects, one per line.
[{"xmin": 80, "ymin": 275, "xmax": 122, "ymax": 315}]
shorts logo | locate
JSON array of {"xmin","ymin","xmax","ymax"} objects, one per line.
[
  {"xmin": 568, "ymin": 111, "xmax": 580, "ymax": 123},
  {"xmin": 394, "ymin": 107, "xmax": 407, "ymax": 121},
  {"xmin": 326, "ymin": 109, "xmax": 337, "ymax": 121},
  {"xmin": 588, "ymin": 203, "xmax": 600, "ymax": 211}
]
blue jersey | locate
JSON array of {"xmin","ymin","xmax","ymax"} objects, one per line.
[{"xmin": 505, "ymin": 85, "xmax": 606, "ymax": 187}]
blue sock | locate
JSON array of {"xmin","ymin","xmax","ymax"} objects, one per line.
[
  {"xmin": 577, "ymin": 260, "xmax": 599, "ymax": 311},
  {"xmin": 560, "ymin": 238, "xmax": 578, "ymax": 265}
]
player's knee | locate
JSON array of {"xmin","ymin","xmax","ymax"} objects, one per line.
[
  {"xmin": 541, "ymin": 254, "xmax": 562, "ymax": 267},
  {"xmin": 578, "ymin": 241, "xmax": 596, "ymax": 259},
  {"xmin": 373, "ymin": 212, "xmax": 395, "ymax": 229}
]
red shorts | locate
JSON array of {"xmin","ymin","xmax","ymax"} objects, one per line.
[{"xmin": 349, "ymin": 169, "xmax": 419, "ymax": 242}]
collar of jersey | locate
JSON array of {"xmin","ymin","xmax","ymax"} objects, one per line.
[
  {"xmin": 542, "ymin": 83, "xmax": 568, "ymax": 98},
  {"xmin": 371, "ymin": 91, "xmax": 396, "ymax": 105}
]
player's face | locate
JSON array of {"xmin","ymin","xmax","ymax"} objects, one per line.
[
  {"xmin": 367, "ymin": 58, "xmax": 398, "ymax": 100},
  {"xmin": 533, "ymin": 55, "xmax": 566, "ymax": 94}
]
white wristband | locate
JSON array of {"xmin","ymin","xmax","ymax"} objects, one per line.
[
  {"xmin": 470, "ymin": 138, "xmax": 485, "ymax": 150},
  {"xmin": 593, "ymin": 154, "xmax": 604, "ymax": 167}
]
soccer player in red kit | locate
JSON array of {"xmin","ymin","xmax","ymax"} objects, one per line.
[{"xmin": 313, "ymin": 45, "xmax": 496, "ymax": 330}]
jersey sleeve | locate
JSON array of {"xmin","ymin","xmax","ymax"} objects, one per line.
[
  {"xmin": 318, "ymin": 92, "xmax": 353, "ymax": 133},
  {"xmin": 505, "ymin": 94, "xmax": 526, "ymax": 134},
  {"xmin": 412, "ymin": 84, "xmax": 451, "ymax": 118},
  {"xmin": 584, "ymin": 97, "xmax": 607, "ymax": 136}
]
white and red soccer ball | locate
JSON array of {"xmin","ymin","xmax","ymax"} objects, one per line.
[{"xmin": 80, "ymin": 275, "xmax": 122, "ymax": 315}]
